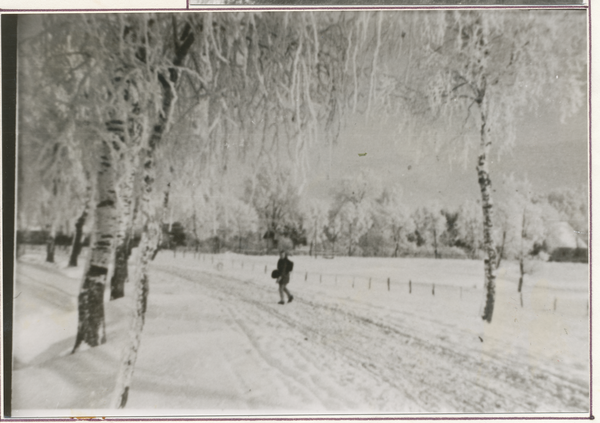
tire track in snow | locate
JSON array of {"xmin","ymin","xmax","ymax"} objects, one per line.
[
  {"xmin": 219, "ymin": 301, "xmax": 333, "ymax": 410},
  {"xmin": 288, "ymin": 293, "xmax": 588, "ymax": 412},
  {"xmin": 151, "ymin": 264, "xmax": 588, "ymax": 413},
  {"xmin": 153, "ymin": 265, "xmax": 421, "ymax": 411},
  {"xmin": 305, "ymin": 299, "xmax": 588, "ymax": 412},
  {"xmin": 153, "ymin": 266, "xmax": 349, "ymax": 410}
]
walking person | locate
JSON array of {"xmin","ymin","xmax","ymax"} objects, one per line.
[{"xmin": 276, "ymin": 251, "xmax": 294, "ymax": 304}]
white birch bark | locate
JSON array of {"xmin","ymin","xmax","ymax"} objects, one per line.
[
  {"xmin": 73, "ymin": 139, "xmax": 118, "ymax": 352},
  {"xmin": 110, "ymin": 153, "xmax": 138, "ymax": 300},
  {"xmin": 477, "ymin": 109, "xmax": 497, "ymax": 323},
  {"xmin": 112, "ymin": 20, "xmax": 195, "ymax": 408}
]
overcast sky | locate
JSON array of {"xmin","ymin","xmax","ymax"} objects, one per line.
[{"xmin": 304, "ymin": 100, "xmax": 588, "ymax": 209}]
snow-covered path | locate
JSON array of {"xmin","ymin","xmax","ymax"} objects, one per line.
[
  {"xmin": 12, "ymin": 251, "xmax": 589, "ymax": 415},
  {"xmin": 130, "ymin": 259, "xmax": 588, "ymax": 413}
]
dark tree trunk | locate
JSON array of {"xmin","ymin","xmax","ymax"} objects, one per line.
[
  {"xmin": 45, "ymin": 234, "xmax": 56, "ymax": 263},
  {"xmin": 73, "ymin": 140, "xmax": 117, "ymax": 352},
  {"xmin": 433, "ymin": 227, "xmax": 439, "ymax": 259},
  {"xmin": 478, "ymin": 113, "xmax": 498, "ymax": 324},
  {"xmin": 73, "ymin": 265, "xmax": 107, "ymax": 350},
  {"xmin": 110, "ymin": 158, "xmax": 137, "ymax": 300},
  {"xmin": 110, "ymin": 233, "xmax": 131, "ymax": 300},
  {"xmin": 150, "ymin": 184, "xmax": 172, "ymax": 261},
  {"xmin": 68, "ymin": 207, "xmax": 88, "ymax": 267},
  {"xmin": 516, "ymin": 211, "xmax": 527, "ymax": 293},
  {"xmin": 496, "ymin": 229, "xmax": 506, "ymax": 269},
  {"xmin": 518, "ymin": 257, "xmax": 525, "ymax": 293}
]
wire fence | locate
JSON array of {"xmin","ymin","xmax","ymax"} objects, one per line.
[
  {"xmin": 17, "ymin": 245, "xmax": 589, "ymax": 319},
  {"xmin": 174, "ymin": 251, "xmax": 589, "ymax": 319}
]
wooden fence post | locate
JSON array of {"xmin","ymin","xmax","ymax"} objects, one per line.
[
  {"xmin": 387, "ymin": 278, "xmax": 390, "ymax": 291},
  {"xmin": 520, "ymin": 292, "xmax": 523, "ymax": 308},
  {"xmin": 432, "ymin": 284, "xmax": 435, "ymax": 296},
  {"xmin": 409, "ymin": 280, "xmax": 412, "ymax": 294}
]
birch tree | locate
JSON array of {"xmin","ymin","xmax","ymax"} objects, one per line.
[
  {"xmin": 18, "ymin": 25, "xmax": 90, "ymax": 264},
  {"xmin": 19, "ymin": 10, "xmax": 397, "ymax": 407},
  {"xmin": 109, "ymin": 11, "xmax": 380, "ymax": 405},
  {"xmin": 394, "ymin": 10, "xmax": 586, "ymax": 322}
]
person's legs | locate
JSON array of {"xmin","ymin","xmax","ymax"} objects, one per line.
[
  {"xmin": 278, "ymin": 282, "xmax": 285, "ymax": 304},
  {"xmin": 283, "ymin": 284, "xmax": 293, "ymax": 302}
]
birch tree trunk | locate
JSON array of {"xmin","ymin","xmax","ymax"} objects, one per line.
[
  {"xmin": 110, "ymin": 160, "xmax": 137, "ymax": 300},
  {"xmin": 518, "ymin": 259, "xmax": 525, "ymax": 293},
  {"xmin": 69, "ymin": 179, "xmax": 92, "ymax": 268},
  {"xmin": 495, "ymin": 230, "xmax": 506, "ymax": 270},
  {"xmin": 517, "ymin": 211, "xmax": 526, "ymax": 293},
  {"xmin": 68, "ymin": 206, "xmax": 88, "ymax": 267},
  {"xmin": 112, "ymin": 20, "xmax": 194, "ymax": 408},
  {"xmin": 45, "ymin": 223, "xmax": 56, "ymax": 263},
  {"xmin": 72, "ymin": 139, "xmax": 118, "ymax": 352},
  {"xmin": 477, "ymin": 111, "xmax": 498, "ymax": 323},
  {"xmin": 150, "ymin": 183, "xmax": 171, "ymax": 261},
  {"xmin": 192, "ymin": 209, "xmax": 199, "ymax": 256}
]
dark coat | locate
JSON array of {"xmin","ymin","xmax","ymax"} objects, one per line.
[
  {"xmin": 277, "ymin": 257, "xmax": 294, "ymax": 275},
  {"xmin": 277, "ymin": 257, "xmax": 294, "ymax": 284}
]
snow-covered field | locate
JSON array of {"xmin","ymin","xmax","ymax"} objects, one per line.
[{"xmin": 11, "ymin": 248, "xmax": 590, "ymax": 417}]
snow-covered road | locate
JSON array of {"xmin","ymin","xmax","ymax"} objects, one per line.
[
  {"xmin": 12, "ymin": 252, "xmax": 590, "ymax": 415},
  {"xmin": 128, "ymin": 259, "xmax": 589, "ymax": 413}
]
